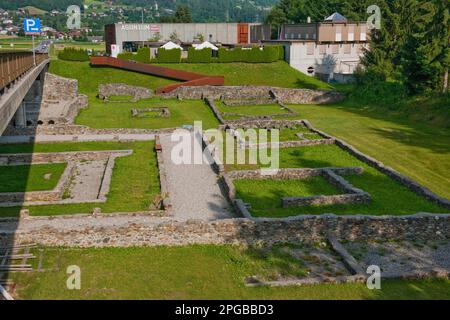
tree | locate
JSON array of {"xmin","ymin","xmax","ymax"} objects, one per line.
[
  {"xmin": 174, "ymin": 5, "xmax": 192, "ymax": 23},
  {"xmin": 401, "ymin": 0, "xmax": 450, "ymax": 93}
]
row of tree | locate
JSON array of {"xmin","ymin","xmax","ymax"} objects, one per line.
[{"xmin": 267, "ymin": 0, "xmax": 449, "ymax": 94}]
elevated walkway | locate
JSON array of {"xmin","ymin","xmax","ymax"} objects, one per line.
[
  {"xmin": 0, "ymin": 53, "xmax": 49, "ymax": 135},
  {"xmin": 90, "ymin": 56, "xmax": 224, "ymax": 94}
]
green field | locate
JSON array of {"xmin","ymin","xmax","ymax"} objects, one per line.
[
  {"xmin": 159, "ymin": 61, "xmax": 333, "ymax": 90},
  {"xmin": 0, "ymin": 163, "xmax": 66, "ymax": 193},
  {"xmin": 0, "ymin": 141, "xmax": 160, "ymax": 217},
  {"xmin": 287, "ymin": 104, "xmax": 450, "ymax": 199},
  {"xmin": 8, "ymin": 245, "xmax": 450, "ymax": 300},
  {"xmin": 76, "ymin": 97, "xmax": 219, "ymax": 130},
  {"xmin": 228, "ymin": 144, "xmax": 445, "ymax": 217}
]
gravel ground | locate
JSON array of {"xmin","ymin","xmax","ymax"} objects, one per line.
[
  {"xmin": 160, "ymin": 133, "xmax": 233, "ymax": 221},
  {"xmin": 68, "ymin": 160, "xmax": 107, "ymax": 201},
  {"xmin": 0, "ymin": 215, "xmax": 176, "ymax": 233},
  {"xmin": 346, "ymin": 240, "xmax": 450, "ymax": 278}
]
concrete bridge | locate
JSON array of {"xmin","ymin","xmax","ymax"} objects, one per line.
[{"xmin": 0, "ymin": 52, "xmax": 50, "ymax": 135}]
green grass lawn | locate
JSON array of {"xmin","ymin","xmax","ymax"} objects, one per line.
[
  {"xmin": 159, "ymin": 61, "xmax": 333, "ymax": 90},
  {"xmin": 235, "ymin": 177, "xmax": 340, "ymax": 212},
  {"xmin": 0, "ymin": 163, "xmax": 66, "ymax": 193},
  {"xmin": 0, "ymin": 141, "xmax": 160, "ymax": 217},
  {"xmin": 215, "ymin": 100, "xmax": 293, "ymax": 120},
  {"xmin": 7, "ymin": 245, "xmax": 450, "ymax": 300},
  {"xmin": 227, "ymin": 144, "xmax": 445, "ymax": 217},
  {"xmin": 76, "ymin": 97, "xmax": 219, "ymax": 129},
  {"xmin": 287, "ymin": 104, "xmax": 450, "ymax": 199}
]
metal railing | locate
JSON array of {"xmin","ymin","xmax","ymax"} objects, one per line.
[{"xmin": 0, "ymin": 52, "xmax": 49, "ymax": 92}]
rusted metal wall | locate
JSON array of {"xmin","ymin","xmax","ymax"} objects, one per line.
[
  {"xmin": 90, "ymin": 56, "xmax": 224, "ymax": 94},
  {"xmin": 0, "ymin": 52, "xmax": 48, "ymax": 92}
]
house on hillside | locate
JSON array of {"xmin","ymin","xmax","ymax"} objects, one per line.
[{"xmin": 264, "ymin": 13, "xmax": 370, "ymax": 83}]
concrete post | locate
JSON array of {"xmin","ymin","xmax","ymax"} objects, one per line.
[{"xmin": 14, "ymin": 102, "xmax": 27, "ymax": 128}]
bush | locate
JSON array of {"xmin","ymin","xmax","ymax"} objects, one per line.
[
  {"xmin": 156, "ymin": 48, "xmax": 181, "ymax": 63},
  {"xmin": 57, "ymin": 47, "xmax": 90, "ymax": 61},
  {"xmin": 117, "ymin": 52, "xmax": 135, "ymax": 61},
  {"xmin": 117, "ymin": 48, "xmax": 151, "ymax": 64},
  {"xmin": 135, "ymin": 47, "xmax": 151, "ymax": 63},
  {"xmin": 187, "ymin": 47, "xmax": 212, "ymax": 63},
  {"xmin": 217, "ymin": 46, "xmax": 283, "ymax": 63}
]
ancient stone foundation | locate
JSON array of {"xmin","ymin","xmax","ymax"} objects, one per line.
[
  {"xmin": 163, "ymin": 86, "xmax": 344, "ymax": 104},
  {"xmin": 98, "ymin": 83, "xmax": 153, "ymax": 102},
  {"xmin": 1, "ymin": 214, "xmax": 449, "ymax": 248}
]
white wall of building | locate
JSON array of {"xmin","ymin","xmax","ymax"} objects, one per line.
[{"xmin": 285, "ymin": 42, "xmax": 368, "ymax": 76}]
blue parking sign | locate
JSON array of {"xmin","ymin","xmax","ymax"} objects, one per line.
[{"xmin": 23, "ymin": 18, "xmax": 41, "ymax": 34}]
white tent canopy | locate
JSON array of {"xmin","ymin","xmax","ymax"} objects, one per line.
[
  {"xmin": 193, "ymin": 41, "xmax": 219, "ymax": 51},
  {"xmin": 160, "ymin": 41, "xmax": 182, "ymax": 50}
]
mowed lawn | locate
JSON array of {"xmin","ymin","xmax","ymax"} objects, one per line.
[
  {"xmin": 7, "ymin": 245, "xmax": 450, "ymax": 300},
  {"xmin": 229, "ymin": 145, "xmax": 445, "ymax": 217},
  {"xmin": 158, "ymin": 61, "xmax": 333, "ymax": 90},
  {"xmin": 0, "ymin": 163, "xmax": 66, "ymax": 193},
  {"xmin": 76, "ymin": 97, "xmax": 219, "ymax": 129},
  {"xmin": 0, "ymin": 141, "xmax": 160, "ymax": 217},
  {"xmin": 287, "ymin": 104, "xmax": 450, "ymax": 199}
]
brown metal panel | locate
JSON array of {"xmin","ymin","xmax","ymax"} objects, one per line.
[
  {"xmin": 105, "ymin": 24, "xmax": 117, "ymax": 54},
  {"xmin": 238, "ymin": 23, "xmax": 249, "ymax": 44}
]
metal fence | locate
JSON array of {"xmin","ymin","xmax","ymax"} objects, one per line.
[{"xmin": 0, "ymin": 52, "xmax": 48, "ymax": 92}]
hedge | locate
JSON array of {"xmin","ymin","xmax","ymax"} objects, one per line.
[
  {"xmin": 187, "ymin": 47, "xmax": 212, "ymax": 63},
  {"xmin": 117, "ymin": 47, "xmax": 151, "ymax": 63},
  {"xmin": 58, "ymin": 47, "xmax": 90, "ymax": 61},
  {"xmin": 157, "ymin": 48, "xmax": 181, "ymax": 63},
  {"xmin": 217, "ymin": 46, "xmax": 284, "ymax": 63}
]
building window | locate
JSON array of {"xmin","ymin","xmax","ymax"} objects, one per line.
[
  {"xmin": 307, "ymin": 42, "xmax": 315, "ymax": 55},
  {"xmin": 332, "ymin": 44, "xmax": 339, "ymax": 54},
  {"xmin": 335, "ymin": 26, "xmax": 342, "ymax": 42},
  {"xmin": 319, "ymin": 45, "xmax": 326, "ymax": 55},
  {"xmin": 360, "ymin": 26, "xmax": 367, "ymax": 41},
  {"xmin": 344, "ymin": 44, "xmax": 351, "ymax": 54},
  {"xmin": 348, "ymin": 26, "xmax": 354, "ymax": 41}
]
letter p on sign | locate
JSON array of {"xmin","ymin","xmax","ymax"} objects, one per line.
[{"xmin": 23, "ymin": 18, "xmax": 41, "ymax": 34}]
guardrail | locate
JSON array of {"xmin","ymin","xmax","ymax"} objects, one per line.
[{"xmin": 0, "ymin": 52, "xmax": 49, "ymax": 92}]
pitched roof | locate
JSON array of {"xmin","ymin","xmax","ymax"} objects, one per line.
[{"xmin": 325, "ymin": 12, "xmax": 347, "ymax": 23}]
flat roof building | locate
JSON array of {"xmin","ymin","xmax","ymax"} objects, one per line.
[{"xmin": 105, "ymin": 23, "xmax": 271, "ymax": 54}]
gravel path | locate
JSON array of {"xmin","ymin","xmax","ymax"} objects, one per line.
[
  {"xmin": 0, "ymin": 215, "xmax": 175, "ymax": 233},
  {"xmin": 160, "ymin": 133, "xmax": 232, "ymax": 220}
]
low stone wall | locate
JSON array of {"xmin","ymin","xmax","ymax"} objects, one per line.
[
  {"xmin": 0, "ymin": 150, "xmax": 132, "ymax": 165},
  {"xmin": 42, "ymin": 73, "xmax": 78, "ymax": 102},
  {"xmin": 2, "ymin": 214, "xmax": 449, "ymax": 248},
  {"xmin": 302, "ymin": 120, "xmax": 450, "ymax": 210},
  {"xmin": 0, "ymin": 163, "xmax": 75, "ymax": 204},
  {"xmin": 155, "ymin": 136, "xmax": 172, "ymax": 211},
  {"xmin": 2, "ymin": 124, "xmax": 177, "ymax": 137},
  {"xmin": 98, "ymin": 83, "xmax": 153, "ymax": 102},
  {"xmin": 162, "ymin": 86, "xmax": 343, "ymax": 105},
  {"xmin": 225, "ymin": 167, "xmax": 370, "ymax": 213}
]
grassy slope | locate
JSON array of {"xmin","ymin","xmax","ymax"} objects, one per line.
[
  {"xmin": 0, "ymin": 163, "xmax": 66, "ymax": 192},
  {"xmin": 230, "ymin": 145, "xmax": 444, "ymax": 217},
  {"xmin": 0, "ymin": 141, "xmax": 160, "ymax": 217},
  {"xmin": 9, "ymin": 245, "xmax": 450, "ymax": 300},
  {"xmin": 159, "ymin": 61, "xmax": 333, "ymax": 90},
  {"xmin": 287, "ymin": 104, "xmax": 450, "ymax": 199}
]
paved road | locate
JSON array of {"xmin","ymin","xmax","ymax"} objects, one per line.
[{"xmin": 160, "ymin": 132, "xmax": 232, "ymax": 221}]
